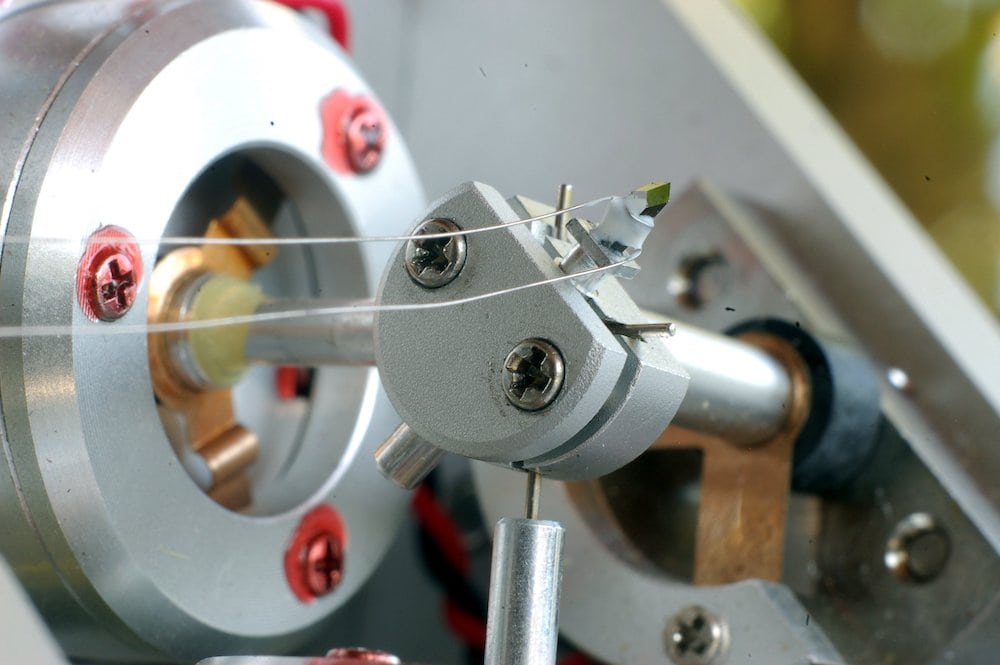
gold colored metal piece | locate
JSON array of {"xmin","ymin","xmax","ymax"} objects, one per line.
[
  {"xmin": 147, "ymin": 197, "xmax": 277, "ymax": 509},
  {"xmin": 652, "ymin": 331, "xmax": 811, "ymax": 584}
]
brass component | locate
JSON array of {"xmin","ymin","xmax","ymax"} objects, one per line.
[
  {"xmin": 148, "ymin": 197, "xmax": 276, "ymax": 509},
  {"xmin": 652, "ymin": 331, "xmax": 811, "ymax": 584},
  {"xmin": 201, "ymin": 197, "xmax": 278, "ymax": 277},
  {"xmin": 200, "ymin": 425, "xmax": 259, "ymax": 485}
]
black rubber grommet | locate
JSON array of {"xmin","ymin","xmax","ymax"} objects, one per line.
[{"xmin": 727, "ymin": 318, "xmax": 881, "ymax": 494}]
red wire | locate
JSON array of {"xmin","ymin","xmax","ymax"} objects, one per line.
[
  {"xmin": 443, "ymin": 597, "xmax": 487, "ymax": 651},
  {"xmin": 273, "ymin": 0, "xmax": 351, "ymax": 52},
  {"xmin": 411, "ymin": 483, "xmax": 470, "ymax": 577},
  {"xmin": 558, "ymin": 653, "xmax": 593, "ymax": 665},
  {"xmin": 413, "ymin": 484, "xmax": 593, "ymax": 663}
]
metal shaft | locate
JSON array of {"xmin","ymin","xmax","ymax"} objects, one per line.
[
  {"xmin": 374, "ymin": 423, "xmax": 445, "ymax": 489},
  {"xmin": 485, "ymin": 518, "xmax": 564, "ymax": 665},
  {"xmin": 245, "ymin": 297, "xmax": 793, "ymax": 447},
  {"xmin": 668, "ymin": 324, "xmax": 794, "ymax": 445},
  {"xmin": 555, "ymin": 183, "xmax": 573, "ymax": 240},
  {"xmin": 245, "ymin": 300, "xmax": 375, "ymax": 366}
]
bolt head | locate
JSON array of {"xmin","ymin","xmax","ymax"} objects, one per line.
[
  {"xmin": 665, "ymin": 606, "xmax": 729, "ymax": 665},
  {"xmin": 403, "ymin": 218, "xmax": 467, "ymax": 288},
  {"xmin": 284, "ymin": 504, "xmax": 347, "ymax": 603},
  {"xmin": 346, "ymin": 108, "xmax": 385, "ymax": 173},
  {"xmin": 304, "ymin": 532, "xmax": 344, "ymax": 597},
  {"xmin": 76, "ymin": 226, "xmax": 143, "ymax": 322},
  {"xmin": 320, "ymin": 90, "xmax": 388, "ymax": 175},
  {"xmin": 668, "ymin": 252, "xmax": 731, "ymax": 310},
  {"xmin": 885, "ymin": 512, "xmax": 950, "ymax": 583},
  {"xmin": 324, "ymin": 648, "xmax": 402, "ymax": 664},
  {"xmin": 502, "ymin": 338, "xmax": 565, "ymax": 411}
]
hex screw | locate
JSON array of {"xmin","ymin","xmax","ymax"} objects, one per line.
[
  {"xmin": 403, "ymin": 218, "xmax": 467, "ymax": 288},
  {"xmin": 76, "ymin": 226, "xmax": 143, "ymax": 322},
  {"xmin": 345, "ymin": 108, "xmax": 385, "ymax": 173},
  {"xmin": 502, "ymin": 338, "xmax": 565, "ymax": 411},
  {"xmin": 665, "ymin": 606, "xmax": 729, "ymax": 665}
]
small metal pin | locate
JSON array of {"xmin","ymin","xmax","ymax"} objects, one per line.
[
  {"xmin": 525, "ymin": 468, "xmax": 542, "ymax": 520},
  {"xmin": 555, "ymin": 184, "xmax": 573, "ymax": 241},
  {"xmin": 604, "ymin": 319, "xmax": 678, "ymax": 342}
]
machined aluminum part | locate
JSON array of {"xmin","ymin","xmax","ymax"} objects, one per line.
[
  {"xmin": 473, "ymin": 466, "xmax": 846, "ymax": 665},
  {"xmin": 484, "ymin": 518, "xmax": 564, "ymax": 665},
  {"xmin": 373, "ymin": 182, "xmax": 689, "ymax": 480},
  {"xmin": 481, "ymin": 182, "xmax": 1000, "ymax": 665},
  {"xmin": 0, "ymin": 0, "xmax": 423, "ymax": 661}
]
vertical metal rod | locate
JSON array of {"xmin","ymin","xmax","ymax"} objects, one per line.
[
  {"xmin": 485, "ymin": 517, "xmax": 564, "ymax": 665},
  {"xmin": 555, "ymin": 183, "xmax": 573, "ymax": 240},
  {"xmin": 525, "ymin": 469, "xmax": 542, "ymax": 519}
]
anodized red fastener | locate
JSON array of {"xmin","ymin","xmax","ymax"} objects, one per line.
[
  {"xmin": 320, "ymin": 90, "xmax": 387, "ymax": 175},
  {"xmin": 285, "ymin": 504, "xmax": 348, "ymax": 602},
  {"xmin": 76, "ymin": 226, "xmax": 144, "ymax": 322}
]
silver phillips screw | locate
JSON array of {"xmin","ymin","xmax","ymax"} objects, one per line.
[
  {"xmin": 403, "ymin": 218, "xmax": 467, "ymax": 288},
  {"xmin": 502, "ymin": 339, "xmax": 565, "ymax": 411},
  {"xmin": 665, "ymin": 606, "xmax": 729, "ymax": 665}
]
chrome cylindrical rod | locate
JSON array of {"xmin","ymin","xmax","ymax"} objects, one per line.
[
  {"xmin": 245, "ymin": 300, "xmax": 375, "ymax": 367},
  {"xmin": 374, "ymin": 423, "xmax": 445, "ymax": 489},
  {"xmin": 668, "ymin": 325, "xmax": 794, "ymax": 445},
  {"xmin": 485, "ymin": 517, "xmax": 564, "ymax": 665}
]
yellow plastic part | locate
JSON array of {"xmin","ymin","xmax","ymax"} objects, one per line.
[{"xmin": 188, "ymin": 275, "xmax": 264, "ymax": 389}]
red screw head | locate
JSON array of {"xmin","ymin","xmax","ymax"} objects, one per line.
[
  {"xmin": 285, "ymin": 504, "xmax": 348, "ymax": 603},
  {"xmin": 76, "ymin": 226, "xmax": 143, "ymax": 322},
  {"xmin": 323, "ymin": 648, "xmax": 401, "ymax": 664},
  {"xmin": 320, "ymin": 90, "xmax": 387, "ymax": 175},
  {"xmin": 304, "ymin": 532, "xmax": 344, "ymax": 597},
  {"xmin": 345, "ymin": 109, "xmax": 385, "ymax": 173}
]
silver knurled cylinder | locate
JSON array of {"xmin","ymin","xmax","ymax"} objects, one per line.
[
  {"xmin": 374, "ymin": 423, "xmax": 445, "ymax": 489},
  {"xmin": 485, "ymin": 517, "xmax": 564, "ymax": 665}
]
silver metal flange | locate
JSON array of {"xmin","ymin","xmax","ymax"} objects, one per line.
[{"xmin": 0, "ymin": 0, "xmax": 423, "ymax": 660}]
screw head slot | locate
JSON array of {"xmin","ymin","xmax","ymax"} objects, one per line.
[
  {"xmin": 403, "ymin": 218, "xmax": 467, "ymax": 288},
  {"xmin": 76, "ymin": 226, "xmax": 143, "ymax": 322},
  {"xmin": 502, "ymin": 338, "xmax": 565, "ymax": 411}
]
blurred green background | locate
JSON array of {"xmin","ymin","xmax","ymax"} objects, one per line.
[{"xmin": 735, "ymin": 0, "xmax": 1000, "ymax": 318}]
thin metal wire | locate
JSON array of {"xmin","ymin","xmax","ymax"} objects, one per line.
[
  {"xmin": 525, "ymin": 469, "xmax": 542, "ymax": 520},
  {"xmin": 0, "ymin": 256, "xmax": 628, "ymax": 338},
  {"xmin": 0, "ymin": 196, "xmax": 612, "ymax": 248}
]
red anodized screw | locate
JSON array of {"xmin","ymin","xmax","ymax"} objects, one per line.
[
  {"xmin": 76, "ymin": 226, "xmax": 144, "ymax": 322},
  {"xmin": 318, "ymin": 648, "xmax": 402, "ymax": 665},
  {"xmin": 320, "ymin": 90, "xmax": 387, "ymax": 175},
  {"xmin": 285, "ymin": 504, "xmax": 348, "ymax": 602}
]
